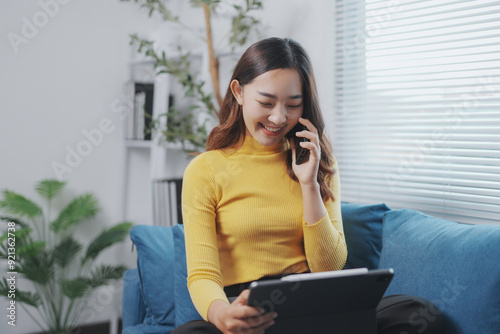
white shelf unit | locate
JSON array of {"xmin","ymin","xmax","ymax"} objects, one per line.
[
  {"xmin": 118, "ymin": 45, "xmax": 241, "ymax": 226},
  {"xmin": 119, "ymin": 57, "xmax": 191, "ymax": 226}
]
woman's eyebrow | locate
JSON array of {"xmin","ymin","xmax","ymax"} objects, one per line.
[{"xmin": 257, "ymin": 91, "xmax": 303, "ymax": 99}]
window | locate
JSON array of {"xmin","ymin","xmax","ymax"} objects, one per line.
[{"xmin": 334, "ymin": 0, "xmax": 500, "ymax": 224}]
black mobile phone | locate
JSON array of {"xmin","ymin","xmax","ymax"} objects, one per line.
[{"xmin": 294, "ymin": 124, "xmax": 310, "ymax": 165}]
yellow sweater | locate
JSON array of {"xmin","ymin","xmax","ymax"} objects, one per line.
[{"xmin": 182, "ymin": 135, "xmax": 347, "ymax": 320}]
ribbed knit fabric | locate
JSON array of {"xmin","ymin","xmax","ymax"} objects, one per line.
[{"xmin": 182, "ymin": 135, "xmax": 347, "ymax": 320}]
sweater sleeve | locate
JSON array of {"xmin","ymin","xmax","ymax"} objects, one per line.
[
  {"xmin": 303, "ymin": 159, "xmax": 348, "ymax": 272},
  {"xmin": 182, "ymin": 155, "xmax": 229, "ymax": 321}
]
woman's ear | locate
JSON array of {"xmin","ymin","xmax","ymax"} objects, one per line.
[{"xmin": 230, "ymin": 79, "xmax": 243, "ymax": 105}]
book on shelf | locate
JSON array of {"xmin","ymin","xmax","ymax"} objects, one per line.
[
  {"xmin": 126, "ymin": 82, "xmax": 154, "ymax": 141},
  {"xmin": 152, "ymin": 178, "xmax": 183, "ymax": 226},
  {"xmin": 134, "ymin": 90, "xmax": 146, "ymax": 140}
]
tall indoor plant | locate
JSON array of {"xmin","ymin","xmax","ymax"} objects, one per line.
[
  {"xmin": 0, "ymin": 179, "xmax": 132, "ymax": 334},
  {"xmin": 122, "ymin": 0, "xmax": 263, "ymax": 152}
]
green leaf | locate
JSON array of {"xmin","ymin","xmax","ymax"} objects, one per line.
[
  {"xmin": 51, "ymin": 193, "xmax": 99, "ymax": 232},
  {"xmin": 0, "ymin": 227, "xmax": 32, "ymax": 245},
  {"xmin": 0, "ymin": 278, "xmax": 41, "ymax": 307},
  {"xmin": 18, "ymin": 250, "xmax": 54, "ymax": 284},
  {"xmin": 54, "ymin": 236, "xmax": 82, "ymax": 268},
  {"xmin": 89, "ymin": 264, "xmax": 128, "ymax": 288},
  {"xmin": 61, "ymin": 278, "xmax": 91, "ymax": 299},
  {"xmin": 84, "ymin": 222, "xmax": 133, "ymax": 262},
  {"xmin": 0, "ymin": 190, "xmax": 43, "ymax": 219},
  {"xmin": 17, "ymin": 290, "xmax": 42, "ymax": 307},
  {"xmin": 16, "ymin": 241, "xmax": 46, "ymax": 257},
  {"xmin": 13, "ymin": 227, "xmax": 32, "ymax": 239},
  {"xmin": 35, "ymin": 179, "xmax": 65, "ymax": 200},
  {"xmin": 0, "ymin": 216, "xmax": 30, "ymax": 229}
]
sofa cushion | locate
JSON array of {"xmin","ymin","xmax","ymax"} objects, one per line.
[
  {"xmin": 341, "ymin": 202, "xmax": 390, "ymax": 269},
  {"xmin": 378, "ymin": 209, "xmax": 500, "ymax": 334},
  {"xmin": 173, "ymin": 224, "xmax": 203, "ymax": 326},
  {"xmin": 130, "ymin": 225, "xmax": 176, "ymax": 332},
  {"xmin": 122, "ymin": 269, "xmax": 146, "ymax": 329}
]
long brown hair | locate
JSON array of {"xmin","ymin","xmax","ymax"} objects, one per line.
[{"xmin": 206, "ymin": 37, "xmax": 336, "ymax": 202}]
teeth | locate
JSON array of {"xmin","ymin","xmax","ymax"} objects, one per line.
[{"xmin": 263, "ymin": 125, "xmax": 282, "ymax": 133}]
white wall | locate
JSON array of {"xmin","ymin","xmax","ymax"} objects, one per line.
[
  {"xmin": 0, "ymin": 1, "xmax": 161, "ymax": 333},
  {"xmin": 0, "ymin": 1, "xmax": 334, "ymax": 333}
]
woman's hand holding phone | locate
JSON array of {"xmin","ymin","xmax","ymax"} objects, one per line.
[
  {"xmin": 291, "ymin": 117, "xmax": 321, "ymax": 188},
  {"xmin": 291, "ymin": 118, "xmax": 327, "ymax": 224}
]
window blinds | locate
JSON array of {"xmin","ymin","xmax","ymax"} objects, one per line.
[{"xmin": 334, "ymin": 0, "xmax": 500, "ymax": 225}]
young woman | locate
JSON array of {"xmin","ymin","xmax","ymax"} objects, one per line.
[{"xmin": 174, "ymin": 37, "xmax": 444, "ymax": 334}]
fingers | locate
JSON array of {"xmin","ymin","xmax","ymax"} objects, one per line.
[
  {"xmin": 295, "ymin": 118, "xmax": 319, "ymax": 144},
  {"xmin": 294, "ymin": 119, "xmax": 320, "ymax": 163},
  {"xmin": 231, "ymin": 290, "xmax": 265, "ymax": 318},
  {"xmin": 244, "ymin": 313, "xmax": 277, "ymax": 334},
  {"xmin": 231, "ymin": 304, "xmax": 264, "ymax": 319},
  {"xmin": 225, "ymin": 289, "xmax": 277, "ymax": 333},
  {"xmin": 232, "ymin": 289, "xmax": 250, "ymax": 305},
  {"xmin": 298, "ymin": 117, "xmax": 318, "ymax": 135},
  {"xmin": 225, "ymin": 311, "xmax": 277, "ymax": 334}
]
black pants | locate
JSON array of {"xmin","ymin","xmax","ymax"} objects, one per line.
[
  {"xmin": 172, "ymin": 294, "xmax": 445, "ymax": 334},
  {"xmin": 376, "ymin": 294, "xmax": 445, "ymax": 333},
  {"xmin": 173, "ymin": 274, "xmax": 445, "ymax": 334}
]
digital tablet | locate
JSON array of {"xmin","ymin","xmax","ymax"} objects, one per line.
[{"xmin": 247, "ymin": 268, "xmax": 394, "ymax": 334}]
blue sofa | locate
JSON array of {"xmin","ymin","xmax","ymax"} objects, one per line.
[{"xmin": 121, "ymin": 203, "xmax": 500, "ymax": 334}]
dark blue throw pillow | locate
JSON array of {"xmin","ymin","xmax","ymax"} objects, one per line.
[{"xmin": 341, "ymin": 202, "xmax": 390, "ymax": 269}]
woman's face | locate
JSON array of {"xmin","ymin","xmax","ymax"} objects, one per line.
[{"xmin": 231, "ymin": 68, "xmax": 304, "ymax": 146}]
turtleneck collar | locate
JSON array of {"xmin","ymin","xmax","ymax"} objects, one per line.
[{"xmin": 230, "ymin": 135, "xmax": 287, "ymax": 155}]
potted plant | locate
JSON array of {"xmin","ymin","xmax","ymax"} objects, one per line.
[
  {"xmin": 122, "ymin": 0, "xmax": 264, "ymax": 152},
  {"xmin": 0, "ymin": 179, "xmax": 132, "ymax": 334}
]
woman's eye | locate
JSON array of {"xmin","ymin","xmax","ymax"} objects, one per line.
[
  {"xmin": 258, "ymin": 101, "xmax": 272, "ymax": 107},
  {"xmin": 257, "ymin": 101, "xmax": 302, "ymax": 108}
]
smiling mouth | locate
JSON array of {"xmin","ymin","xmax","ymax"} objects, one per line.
[{"xmin": 260, "ymin": 123, "xmax": 284, "ymax": 135}]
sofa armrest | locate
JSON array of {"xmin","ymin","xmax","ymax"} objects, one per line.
[{"xmin": 122, "ymin": 268, "xmax": 146, "ymax": 329}]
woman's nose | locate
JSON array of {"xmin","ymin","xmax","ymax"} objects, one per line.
[{"xmin": 268, "ymin": 105, "xmax": 287, "ymax": 125}]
